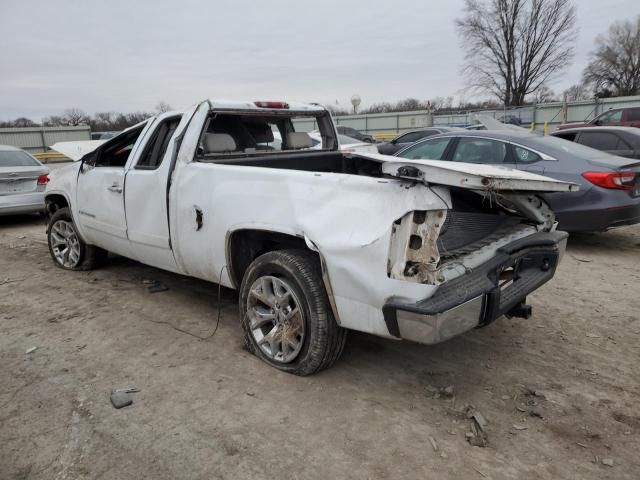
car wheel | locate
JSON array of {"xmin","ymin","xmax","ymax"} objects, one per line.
[
  {"xmin": 47, "ymin": 207, "xmax": 107, "ymax": 270},
  {"xmin": 239, "ymin": 249, "xmax": 347, "ymax": 375}
]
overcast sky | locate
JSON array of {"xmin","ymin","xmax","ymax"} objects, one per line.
[{"xmin": 1, "ymin": 0, "xmax": 638, "ymax": 121}]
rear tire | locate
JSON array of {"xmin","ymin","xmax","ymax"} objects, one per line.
[
  {"xmin": 47, "ymin": 207, "xmax": 107, "ymax": 270},
  {"xmin": 239, "ymin": 249, "xmax": 347, "ymax": 375}
]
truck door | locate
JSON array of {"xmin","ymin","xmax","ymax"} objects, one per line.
[
  {"xmin": 75, "ymin": 124, "xmax": 147, "ymax": 258},
  {"xmin": 123, "ymin": 114, "xmax": 182, "ymax": 271}
]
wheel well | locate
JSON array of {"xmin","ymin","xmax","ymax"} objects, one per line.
[
  {"xmin": 45, "ymin": 194, "xmax": 69, "ymax": 215},
  {"xmin": 227, "ymin": 229, "xmax": 314, "ymax": 288}
]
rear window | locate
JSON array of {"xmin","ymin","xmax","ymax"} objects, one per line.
[
  {"xmin": 197, "ymin": 110, "xmax": 336, "ymax": 159},
  {"xmin": 0, "ymin": 150, "xmax": 40, "ymax": 167}
]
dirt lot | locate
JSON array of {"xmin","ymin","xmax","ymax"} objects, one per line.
[{"xmin": 1, "ymin": 214, "xmax": 639, "ymax": 480}]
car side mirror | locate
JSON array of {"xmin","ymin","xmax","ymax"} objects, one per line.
[
  {"xmin": 80, "ymin": 152, "xmax": 96, "ymax": 173},
  {"xmin": 390, "ymin": 138, "xmax": 397, "ymax": 144}
]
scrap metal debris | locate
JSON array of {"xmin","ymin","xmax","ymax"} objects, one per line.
[{"xmin": 463, "ymin": 405, "xmax": 489, "ymax": 447}]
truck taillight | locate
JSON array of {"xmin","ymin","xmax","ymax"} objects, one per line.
[
  {"xmin": 37, "ymin": 174, "xmax": 49, "ymax": 185},
  {"xmin": 254, "ymin": 101, "xmax": 289, "ymax": 109},
  {"xmin": 582, "ymin": 171, "xmax": 636, "ymax": 190}
]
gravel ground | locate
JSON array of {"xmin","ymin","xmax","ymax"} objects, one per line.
[{"xmin": 1, "ymin": 215, "xmax": 639, "ymax": 480}]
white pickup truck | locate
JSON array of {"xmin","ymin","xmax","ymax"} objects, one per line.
[{"xmin": 45, "ymin": 99, "xmax": 577, "ymax": 375}]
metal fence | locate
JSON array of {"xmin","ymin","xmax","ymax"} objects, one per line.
[
  {"xmin": 0, "ymin": 126, "xmax": 90, "ymax": 154},
  {"xmin": 294, "ymin": 95, "xmax": 640, "ymax": 136}
]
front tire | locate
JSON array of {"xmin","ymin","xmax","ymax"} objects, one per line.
[
  {"xmin": 47, "ymin": 207, "xmax": 107, "ymax": 270},
  {"xmin": 239, "ymin": 249, "xmax": 346, "ymax": 376}
]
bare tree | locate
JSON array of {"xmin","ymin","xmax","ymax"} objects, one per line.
[
  {"xmin": 62, "ymin": 108, "xmax": 89, "ymax": 126},
  {"xmin": 12, "ymin": 117, "xmax": 38, "ymax": 127},
  {"xmin": 532, "ymin": 85, "xmax": 558, "ymax": 103},
  {"xmin": 456, "ymin": 0, "xmax": 577, "ymax": 106},
  {"xmin": 42, "ymin": 115, "xmax": 65, "ymax": 127},
  {"xmin": 155, "ymin": 101, "xmax": 172, "ymax": 113},
  {"xmin": 583, "ymin": 16, "xmax": 640, "ymax": 97},
  {"xmin": 563, "ymin": 83, "xmax": 590, "ymax": 101}
]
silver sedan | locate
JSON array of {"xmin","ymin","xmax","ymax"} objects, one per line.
[{"xmin": 0, "ymin": 145, "xmax": 49, "ymax": 215}]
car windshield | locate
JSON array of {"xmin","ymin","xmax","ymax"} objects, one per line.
[
  {"xmin": 0, "ymin": 150, "xmax": 40, "ymax": 167},
  {"xmin": 534, "ymin": 135, "xmax": 615, "ymax": 159}
]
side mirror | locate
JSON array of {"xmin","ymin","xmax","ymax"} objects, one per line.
[
  {"xmin": 390, "ymin": 138, "xmax": 397, "ymax": 144},
  {"xmin": 79, "ymin": 152, "xmax": 96, "ymax": 173}
]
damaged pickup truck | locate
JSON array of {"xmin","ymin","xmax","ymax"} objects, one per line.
[{"xmin": 45, "ymin": 99, "xmax": 578, "ymax": 375}]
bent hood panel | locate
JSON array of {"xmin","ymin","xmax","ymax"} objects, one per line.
[
  {"xmin": 361, "ymin": 154, "xmax": 579, "ymax": 192},
  {"xmin": 49, "ymin": 140, "xmax": 106, "ymax": 161}
]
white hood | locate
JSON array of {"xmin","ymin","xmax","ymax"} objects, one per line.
[{"xmin": 49, "ymin": 140, "xmax": 106, "ymax": 161}]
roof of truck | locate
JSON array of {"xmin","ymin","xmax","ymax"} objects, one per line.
[{"xmin": 207, "ymin": 99, "xmax": 326, "ymax": 112}]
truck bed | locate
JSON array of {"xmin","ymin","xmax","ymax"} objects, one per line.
[{"xmin": 198, "ymin": 151, "xmax": 383, "ymax": 176}]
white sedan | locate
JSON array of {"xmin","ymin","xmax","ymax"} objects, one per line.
[{"xmin": 0, "ymin": 145, "xmax": 49, "ymax": 215}]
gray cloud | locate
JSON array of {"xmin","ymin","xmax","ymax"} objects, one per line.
[{"xmin": 0, "ymin": 0, "xmax": 637, "ymax": 120}]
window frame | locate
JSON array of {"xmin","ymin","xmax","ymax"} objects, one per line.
[
  {"xmin": 577, "ymin": 131, "xmax": 622, "ymax": 151},
  {"xmin": 397, "ymin": 136, "xmax": 451, "ymax": 160},
  {"xmin": 87, "ymin": 125, "xmax": 146, "ymax": 168},
  {"xmin": 596, "ymin": 109, "xmax": 623, "ymax": 125},
  {"xmin": 451, "ymin": 136, "xmax": 511, "ymax": 164},
  {"xmin": 134, "ymin": 115, "xmax": 182, "ymax": 170}
]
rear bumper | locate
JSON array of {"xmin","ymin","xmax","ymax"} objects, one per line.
[
  {"xmin": 0, "ymin": 192, "xmax": 45, "ymax": 215},
  {"xmin": 382, "ymin": 231, "xmax": 568, "ymax": 345}
]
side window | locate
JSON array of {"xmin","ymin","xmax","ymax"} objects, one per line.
[
  {"xmin": 136, "ymin": 117, "xmax": 181, "ymax": 169},
  {"xmin": 597, "ymin": 110, "xmax": 622, "ymax": 124},
  {"xmin": 578, "ymin": 132, "xmax": 619, "ymax": 150},
  {"xmin": 399, "ymin": 138, "xmax": 450, "ymax": 160},
  {"xmin": 552, "ymin": 132, "xmax": 578, "ymax": 142},
  {"xmin": 398, "ymin": 132, "xmax": 421, "ymax": 144},
  {"xmin": 627, "ymin": 108, "xmax": 640, "ymax": 122},
  {"xmin": 415, "ymin": 130, "xmax": 436, "ymax": 140},
  {"xmin": 453, "ymin": 138, "xmax": 507, "ymax": 164},
  {"xmin": 513, "ymin": 145, "xmax": 541, "ymax": 164},
  {"xmin": 93, "ymin": 126, "xmax": 145, "ymax": 168}
]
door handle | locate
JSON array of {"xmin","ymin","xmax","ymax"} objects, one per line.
[{"xmin": 107, "ymin": 184, "xmax": 123, "ymax": 193}]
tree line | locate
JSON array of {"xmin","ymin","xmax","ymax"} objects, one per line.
[{"xmin": 0, "ymin": 102, "xmax": 172, "ymax": 131}]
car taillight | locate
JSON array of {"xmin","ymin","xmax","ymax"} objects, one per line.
[
  {"xmin": 37, "ymin": 174, "xmax": 49, "ymax": 185},
  {"xmin": 254, "ymin": 101, "xmax": 289, "ymax": 109},
  {"xmin": 582, "ymin": 171, "xmax": 636, "ymax": 190}
]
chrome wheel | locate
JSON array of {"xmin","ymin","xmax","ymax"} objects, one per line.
[
  {"xmin": 246, "ymin": 276, "xmax": 305, "ymax": 363},
  {"xmin": 50, "ymin": 219, "xmax": 81, "ymax": 268}
]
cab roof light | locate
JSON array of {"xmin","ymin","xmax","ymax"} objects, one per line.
[{"xmin": 254, "ymin": 101, "xmax": 289, "ymax": 109}]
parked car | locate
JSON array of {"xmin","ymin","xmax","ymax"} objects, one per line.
[
  {"xmin": 336, "ymin": 126, "xmax": 375, "ymax": 143},
  {"xmin": 556, "ymin": 107, "xmax": 640, "ymax": 131},
  {"xmin": 377, "ymin": 127, "xmax": 460, "ymax": 155},
  {"xmin": 91, "ymin": 131, "xmax": 119, "ymax": 140},
  {"xmin": 0, "ymin": 145, "xmax": 49, "ymax": 215},
  {"xmin": 309, "ymin": 132, "xmax": 378, "ymax": 154},
  {"xmin": 395, "ymin": 130, "xmax": 640, "ymax": 232},
  {"xmin": 45, "ymin": 99, "xmax": 575, "ymax": 375},
  {"xmin": 498, "ymin": 115, "xmax": 523, "ymax": 126},
  {"xmin": 551, "ymin": 127, "xmax": 640, "ymax": 159}
]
